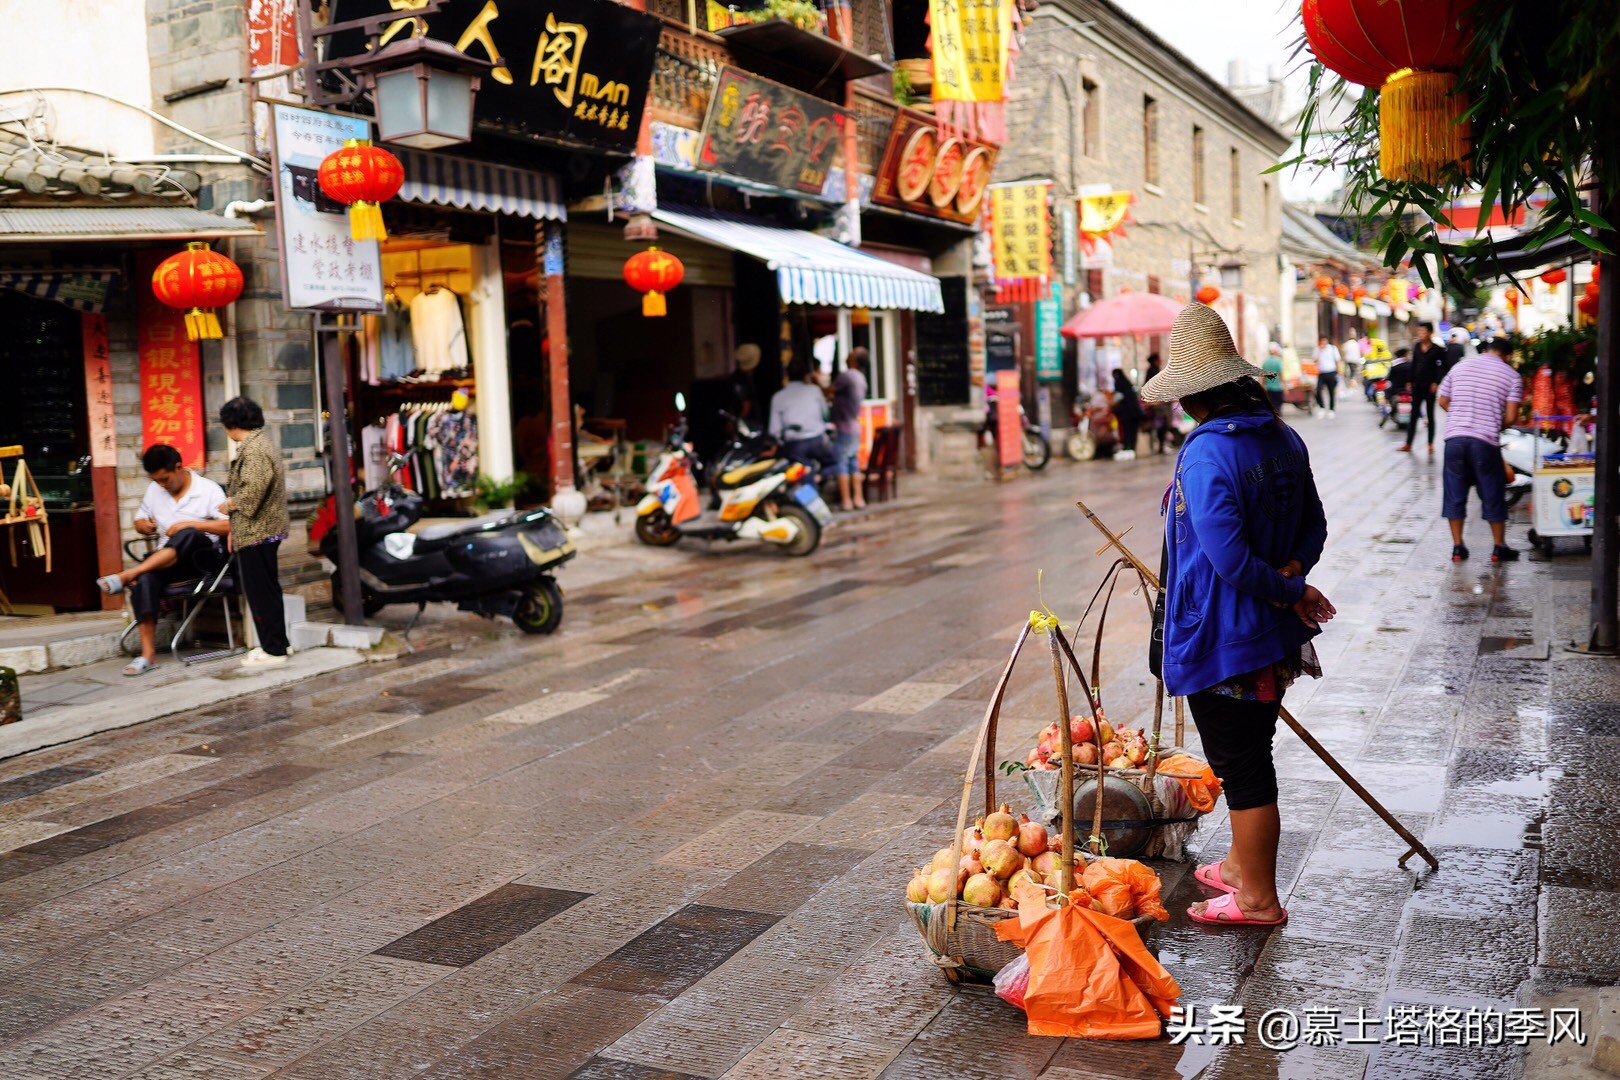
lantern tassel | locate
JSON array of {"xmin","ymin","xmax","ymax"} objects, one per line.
[
  {"xmin": 183, "ymin": 308, "xmax": 222, "ymax": 341},
  {"xmin": 643, "ymin": 291, "xmax": 667, "ymax": 317},
  {"xmin": 1380, "ymin": 69, "xmax": 1470, "ymax": 185},
  {"xmin": 348, "ymin": 201, "xmax": 387, "ymax": 242}
]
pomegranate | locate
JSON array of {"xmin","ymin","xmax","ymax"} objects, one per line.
[
  {"xmin": 1016, "ymin": 816, "xmax": 1048, "ymax": 858},
  {"xmin": 1024, "ymin": 747, "xmax": 1044, "ymax": 769},
  {"xmin": 1031, "ymin": 850, "xmax": 1064, "ymax": 879},
  {"xmin": 927, "ymin": 865, "xmax": 959, "ymax": 903},
  {"xmin": 1070, "ymin": 715, "xmax": 1095, "ymax": 745},
  {"xmin": 1101, "ymin": 740, "xmax": 1123, "ymax": 763},
  {"xmin": 961, "ymin": 826, "xmax": 985, "ymax": 856},
  {"xmin": 905, "ymin": 870, "xmax": 930, "ymax": 903},
  {"xmin": 1074, "ymin": 742, "xmax": 1099, "ymax": 766},
  {"xmin": 1008, "ymin": 867, "xmax": 1043, "ymax": 891},
  {"xmin": 930, "ymin": 847, "xmax": 956, "ymax": 873},
  {"xmin": 959, "ymin": 854, "xmax": 983, "ymax": 877},
  {"xmin": 982, "ymin": 805, "xmax": 1017, "ymax": 843},
  {"xmin": 1127, "ymin": 740, "xmax": 1149, "ymax": 766},
  {"xmin": 998, "ymin": 895, "xmax": 1019, "ymax": 910},
  {"xmin": 1098, "ymin": 718, "xmax": 1114, "ymax": 744},
  {"xmin": 962, "ymin": 872, "xmax": 1002, "ymax": 908},
  {"xmin": 1037, "ymin": 722, "xmax": 1061, "ymax": 751},
  {"xmin": 981, "ymin": 838, "xmax": 1022, "ymax": 879}
]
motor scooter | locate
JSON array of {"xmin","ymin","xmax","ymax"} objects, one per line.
[
  {"xmin": 319, "ymin": 483, "xmax": 574, "ymax": 634},
  {"xmin": 635, "ymin": 395, "xmax": 830, "ymax": 556},
  {"xmin": 1500, "ymin": 425, "xmax": 1566, "ymax": 510}
]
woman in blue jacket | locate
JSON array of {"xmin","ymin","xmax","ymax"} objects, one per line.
[{"xmin": 1141, "ymin": 304, "xmax": 1336, "ymax": 928}]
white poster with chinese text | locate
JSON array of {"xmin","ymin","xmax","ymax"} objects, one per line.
[{"xmin": 271, "ymin": 105, "xmax": 385, "ymax": 313}]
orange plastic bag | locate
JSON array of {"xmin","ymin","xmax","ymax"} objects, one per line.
[
  {"xmin": 1082, "ymin": 858, "xmax": 1170, "ymax": 923},
  {"xmin": 994, "ymin": 897, "xmax": 1181, "ymax": 1039},
  {"xmin": 1158, "ymin": 753, "xmax": 1223, "ymax": 814}
]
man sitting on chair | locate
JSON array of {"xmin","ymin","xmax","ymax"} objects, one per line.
[{"xmin": 96, "ymin": 445, "xmax": 229, "ymax": 676}]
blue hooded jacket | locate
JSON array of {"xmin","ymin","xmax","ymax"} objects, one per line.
[{"xmin": 1161, "ymin": 411, "xmax": 1328, "ymax": 697}]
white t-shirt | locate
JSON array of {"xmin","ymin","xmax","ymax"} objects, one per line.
[
  {"xmin": 1314, "ymin": 344, "xmax": 1341, "ymax": 375},
  {"xmin": 136, "ymin": 472, "xmax": 227, "ymax": 547}
]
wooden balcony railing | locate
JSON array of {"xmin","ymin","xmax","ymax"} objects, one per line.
[{"xmin": 649, "ymin": 27, "xmax": 729, "ymax": 130}]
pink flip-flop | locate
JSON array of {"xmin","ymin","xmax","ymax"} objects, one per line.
[
  {"xmin": 1188, "ymin": 892, "xmax": 1287, "ymax": 927},
  {"xmin": 1194, "ymin": 861, "xmax": 1238, "ymax": 895}
]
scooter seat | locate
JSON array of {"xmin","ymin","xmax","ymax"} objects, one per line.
[
  {"xmin": 412, "ymin": 510, "xmax": 511, "ymax": 544},
  {"xmin": 717, "ymin": 459, "xmax": 781, "ymax": 489}
]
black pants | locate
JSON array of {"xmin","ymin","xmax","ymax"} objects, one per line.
[
  {"xmin": 1406, "ymin": 391, "xmax": 1437, "ymax": 447},
  {"xmin": 1315, "ymin": 373, "xmax": 1339, "ymax": 411},
  {"xmin": 129, "ymin": 528, "xmax": 225, "ymax": 622},
  {"xmin": 1266, "ymin": 389, "xmax": 1285, "ymax": 413},
  {"xmin": 782, "ymin": 436, "xmax": 839, "ymax": 474},
  {"xmin": 1188, "ymin": 690, "xmax": 1282, "ymax": 810},
  {"xmin": 1117, "ymin": 415, "xmax": 1141, "ymax": 454},
  {"xmin": 236, "ymin": 539, "xmax": 288, "ymax": 656}
]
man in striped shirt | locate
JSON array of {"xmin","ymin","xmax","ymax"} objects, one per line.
[{"xmin": 1438, "ymin": 338, "xmax": 1524, "ymax": 563}]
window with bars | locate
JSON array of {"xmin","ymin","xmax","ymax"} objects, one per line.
[
  {"xmin": 1081, "ymin": 78, "xmax": 1099, "ymax": 158},
  {"xmin": 1230, "ymin": 147, "xmax": 1242, "ymax": 221},
  {"xmin": 1192, "ymin": 126, "xmax": 1205, "ymax": 204},
  {"xmin": 1143, "ymin": 96, "xmax": 1159, "ymax": 186}
]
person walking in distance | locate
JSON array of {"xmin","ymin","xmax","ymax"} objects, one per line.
[
  {"xmin": 1438, "ymin": 338, "xmax": 1524, "ymax": 563},
  {"xmin": 828, "ymin": 348, "xmax": 869, "ymax": 511},
  {"xmin": 1261, "ymin": 342, "xmax": 1286, "ymax": 413},
  {"xmin": 1400, "ymin": 321, "xmax": 1449, "ymax": 454},
  {"xmin": 1111, "ymin": 368, "xmax": 1143, "ymax": 460},
  {"xmin": 1312, "ymin": 337, "xmax": 1340, "ymax": 417},
  {"xmin": 219, "ymin": 397, "xmax": 291, "ymax": 667},
  {"xmin": 1141, "ymin": 303, "xmax": 1334, "ymax": 927}
]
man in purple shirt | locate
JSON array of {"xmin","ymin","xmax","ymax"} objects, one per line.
[
  {"xmin": 828, "ymin": 348, "xmax": 869, "ymax": 511},
  {"xmin": 1438, "ymin": 337, "xmax": 1524, "ymax": 563}
]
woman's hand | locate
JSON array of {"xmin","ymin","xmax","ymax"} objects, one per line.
[
  {"xmin": 1277, "ymin": 560, "xmax": 1304, "ymax": 580},
  {"xmin": 1292, "ymin": 584, "xmax": 1336, "ymax": 629}
]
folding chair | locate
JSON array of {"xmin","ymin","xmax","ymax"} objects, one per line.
[
  {"xmin": 863, "ymin": 425, "xmax": 903, "ymax": 503},
  {"xmin": 116, "ymin": 538, "xmax": 247, "ymax": 665}
]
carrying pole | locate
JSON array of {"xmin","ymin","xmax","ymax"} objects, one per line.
[{"xmin": 1074, "ymin": 498, "xmax": 1440, "ymax": 870}]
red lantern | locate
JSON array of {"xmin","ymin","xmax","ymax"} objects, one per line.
[
  {"xmin": 1334, "ymin": 284, "xmax": 1350, "ymax": 298},
  {"xmin": 1303, "ymin": 0, "xmax": 1472, "ymax": 184},
  {"xmin": 1578, "ymin": 292, "xmax": 1600, "ymax": 318},
  {"xmin": 1541, "ymin": 268, "xmax": 1568, "ymax": 286},
  {"xmin": 1313, "ymin": 274, "xmax": 1333, "ymax": 295},
  {"xmin": 151, "ymin": 242, "xmax": 244, "ymax": 341},
  {"xmin": 1195, "ymin": 285, "xmax": 1220, "ymax": 305},
  {"xmin": 318, "ymin": 139, "xmax": 405, "ymax": 242},
  {"xmin": 1351, "ymin": 286, "xmax": 1367, "ymax": 302},
  {"xmin": 623, "ymin": 247, "xmax": 685, "ymax": 316}
]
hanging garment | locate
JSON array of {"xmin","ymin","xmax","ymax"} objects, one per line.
[
  {"xmin": 430, "ymin": 408, "xmax": 478, "ymax": 497},
  {"xmin": 378, "ymin": 297, "xmax": 414, "ymax": 381},
  {"xmin": 409, "ymin": 288, "xmax": 468, "ymax": 374},
  {"xmin": 360, "ymin": 316, "xmax": 382, "ymax": 385},
  {"xmin": 361, "ymin": 423, "xmax": 388, "ymax": 491}
]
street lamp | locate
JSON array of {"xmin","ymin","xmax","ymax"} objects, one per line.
[{"xmin": 351, "ymin": 36, "xmax": 491, "ymax": 150}]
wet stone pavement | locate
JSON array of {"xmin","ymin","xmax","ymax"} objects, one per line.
[{"xmin": 0, "ymin": 398, "xmax": 1613, "ymax": 1079}]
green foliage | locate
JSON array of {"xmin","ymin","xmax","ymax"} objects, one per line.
[
  {"xmin": 764, "ymin": 0, "xmax": 821, "ymax": 32},
  {"xmin": 893, "ymin": 68, "xmax": 915, "ymax": 107},
  {"xmin": 1282, "ymin": 2, "xmax": 1620, "ymax": 287},
  {"xmin": 1515, "ymin": 324, "xmax": 1598, "ymax": 383},
  {"xmin": 472, "ymin": 472, "xmax": 534, "ymax": 511}
]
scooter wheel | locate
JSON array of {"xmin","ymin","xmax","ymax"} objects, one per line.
[
  {"xmin": 513, "ymin": 577, "xmax": 563, "ymax": 635},
  {"xmin": 1022, "ymin": 431, "xmax": 1050, "ymax": 471},
  {"xmin": 634, "ymin": 510, "xmax": 681, "ymax": 546},
  {"xmin": 1067, "ymin": 431, "xmax": 1095, "ymax": 461},
  {"xmin": 774, "ymin": 503, "xmax": 821, "ymax": 557}
]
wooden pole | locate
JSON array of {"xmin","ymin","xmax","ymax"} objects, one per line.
[
  {"xmin": 1074, "ymin": 498, "xmax": 1440, "ymax": 870},
  {"xmin": 1048, "ymin": 631, "xmax": 1075, "ymax": 896},
  {"xmin": 322, "ymin": 327, "xmax": 364, "ymax": 626}
]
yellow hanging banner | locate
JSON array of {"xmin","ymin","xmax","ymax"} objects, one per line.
[
  {"xmin": 990, "ymin": 183, "xmax": 1051, "ymax": 280},
  {"xmin": 1080, "ymin": 192, "xmax": 1132, "ymax": 236},
  {"xmin": 929, "ymin": 0, "xmax": 1013, "ymax": 104}
]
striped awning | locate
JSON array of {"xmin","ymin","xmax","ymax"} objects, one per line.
[
  {"xmin": 396, "ymin": 150, "xmax": 565, "ymax": 221},
  {"xmin": 651, "ymin": 207, "xmax": 945, "ymax": 313},
  {"xmin": 0, "ymin": 269, "xmax": 119, "ymax": 312}
]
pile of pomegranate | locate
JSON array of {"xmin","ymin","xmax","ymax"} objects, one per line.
[{"xmin": 1021, "ymin": 712, "xmax": 1156, "ymax": 772}]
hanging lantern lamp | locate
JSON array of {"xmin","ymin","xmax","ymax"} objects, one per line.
[
  {"xmin": 151, "ymin": 242, "xmax": 244, "ymax": 341},
  {"xmin": 1313, "ymin": 274, "xmax": 1332, "ymax": 295},
  {"xmin": 1195, "ymin": 285, "xmax": 1220, "ymax": 305},
  {"xmin": 317, "ymin": 139, "xmax": 405, "ymax": 241},
  {"xmin": 1302, "ymin": 0, "xmax": 1471, "ymax": 184},
  {"xmin": 623, "ymin": 247, "xmax": 685, "ymax": 316},
  {"xmin": 1351, "ymin": 286, "xmax": 1367, "ymax": 302},
  {"xmin": 1541, "ymin": 268, "xmax": 1568, "ymax": 286}
]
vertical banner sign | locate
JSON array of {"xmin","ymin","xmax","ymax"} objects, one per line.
[
  {"xmin": 995, "ymin": 369, "xmax": 1022, "ymax": 467},
  {"xmin": 928, "ymin": 0, "xmax": 1012, "ymax": 137},
  {"xmin": 81, "ymin": 313, "xmax": 116, "ymax": 467},
  {"xmin": 990, "ymin": 183, "xmax": 1051, "ymax": 300},
  {"xmin": 1079, "ymin": 191, "xmax": 1132, "ymax": 255},
  {"xmin": 270, "ymin": 104, "xmax": 385, "ymax": 312},
  {"xmin": 1061, "ymin": 202, "xmax": 1078, "ymax": 285},
  {"xmin": 1034, "ymin": 282, "xmax": 1064, "ymax": 383},
  {"xmin": 133, "ymin": 254, "xmax": 206, "ymax": 469}
]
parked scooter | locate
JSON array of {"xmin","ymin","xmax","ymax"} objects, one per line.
[
  {"xmin": 1500, "ymin": 425, "xmax": 1566, "ymax": 510},
  {"xmin": 635, "ymin": 395, "xmax": 830, "ymax": 556},
  {"xmin": 319, "ymin": 483, "xmax": 575, "ymax": 633}
]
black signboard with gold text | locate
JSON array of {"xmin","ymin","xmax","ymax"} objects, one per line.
[
  {"xmin": 697, "ymin": 67, "xmax": 851, "ymax": 195},
  {"xmin": 329, "ymin": 0, "xmax": 661, "ymax": 151}
]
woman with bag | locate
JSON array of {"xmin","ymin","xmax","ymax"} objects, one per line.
[
  {"xmin": 219, "ymin": 396, "xmax": 291, "ymax": 668},
  {"xmin": 1140, "ymin": 304, "xmax": 1335, "ymax": 927}
]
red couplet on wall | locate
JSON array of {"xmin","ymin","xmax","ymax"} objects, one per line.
[
  {"xmin": 134, "ymin": 251, "xmax": 207, "ymax": 469},
  {"xmin": 997, "ymin": 369, "xmax": 1023, "ymax": 468}
]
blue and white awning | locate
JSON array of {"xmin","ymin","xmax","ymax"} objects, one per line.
[
  {"xmin": 0, "ymin": 268, "xmax": 119, "ymax": 312},
  {"xmin": 396, "ymin": 150, "xmax": 566, "ymax": 222},
  {"xmin": 652, "ymin": 207, "xmax": 945, "ymax": 313}
]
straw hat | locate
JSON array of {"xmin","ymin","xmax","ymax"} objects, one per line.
[{"xmin": 1140, "ymin": 303, "xmax": 1269, "ymax": 403}]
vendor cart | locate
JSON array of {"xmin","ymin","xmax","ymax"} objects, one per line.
[{"xmin": 1525, "ymin": 415, "xmax": 1596, "ymax": 556}]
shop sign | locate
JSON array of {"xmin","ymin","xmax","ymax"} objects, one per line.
[
  {"xmin": 271, "ymin": 104, "xmax": 386, "ymax": 313},
  {"xmin": 1034, "ymin": 282, "xmax": 1063, "ymax": 383},
  {"xmin": 929, "ymin": 0, "xmax": 1012, "ymax": 105},
  {"xmin": 1060, "ymin": 203, "xmax": 1077, "ymax": 285},
  {"xmin": 80, "ymin": 313, "xmax": 116, "ymax": 469},
  {"xmin": 697, "ymin": 67, "xmax": 851, "ymax": 196},
  {"xmin": 870, "ymin": 109, "xmax": 998, "ymax": 225},
  {"xmin": 994, "ymin": 368, "xmax": 1021, "ymax": 467},
  {"xmin": 329, "ymin": 0, "xmax": 662, "ymax": 152},
  {"xmin": 133, "ymin": 253, "xmax": 206, "ymax": 470},
  {"xmin": 989, "ymin": 182, "xmax": 1050, "ymax": 281}
]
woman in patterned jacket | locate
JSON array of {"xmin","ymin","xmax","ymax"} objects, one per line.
[{"xmin": 219, "ymin": 396, "xmax": 290, "ymax": 667}]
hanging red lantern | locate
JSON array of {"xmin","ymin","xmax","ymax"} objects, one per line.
[
  {"xmin": 1195, "ymin": 285, "xmax": 1220, "ymax": 305},
  {"xmin": 1303, "ymin": 0, "xmax": 1472, "ymax": 184},
  {"xmin": 623, "ymin": 247, "xmax": 685, "ymax": 316},
  {"xmin": 1578, "ymin": 292, "xmax": 1600, "ymax": 318},
  {"xmin": 1334, "ymin": 284, "xmax": 1350, "ymax": 298},
  {"xmin": 1351, "ymin": 286, "xmax": 1367, "ymax": 302},
  {"xmin": 317, "ymin": 139, "xmax": 405, "ymax": 242},
  {"xmin": 1313, "ymin": 274, "xmax": 1333, "ymax": 295},
  {"xmin": 1540, "ymin": 268, "xmax": 1568, "ymax": 286},
  {"xmin": 151, "ymin": 242, "xmax": 244, "ymax": 341}
]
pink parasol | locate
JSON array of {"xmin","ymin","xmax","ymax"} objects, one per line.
[{"xmin": 1060, "ymin": 292, "xmax": 1184, "ymax": 338}]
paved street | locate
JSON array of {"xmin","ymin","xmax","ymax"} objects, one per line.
[{"xmin": 0, "ymin": 397, "xmax": 1612, "ymax": 1079}]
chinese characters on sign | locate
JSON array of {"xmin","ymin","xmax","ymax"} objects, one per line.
[
  {"xmin": 80, "ymin": 313, "xmax": 116, "ymax": 469},
  {"xmin": 271, "ymin": 105, "xmax": 385, "ymax": 313},
  {"xmin": 929, "ymin": 0, "xmax": 1011, "ymax": 104},
  {"xmin": 1034, "ymin": 282, "xmax": 1064, "ymax": 383},
  {"xmin": 994, "ymin": 368, "xmax": 1021, "ymax": 467},
  {"xmin": 871, "ymin": 109, "xmax": 999, "ymax": 225},
  {"xmin": 990, "ymin": 182, "xmax": 1052, "ymax": 294},
  {"xmin": 698, "ymin": 68, "xmax": 851, "ymax": 196},
  {"xmin": 328, "ymin": 0, "xmax": 662, "ymax": 151},
  {"xmin": 133, "ymin": 254, "xmax": 206, "ymax": 469},
  {"xmin": 1079, "ymin": 191, "xmax": 1133, "ymax": 255}
]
